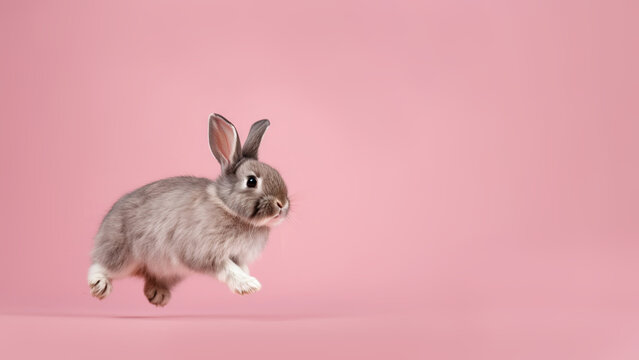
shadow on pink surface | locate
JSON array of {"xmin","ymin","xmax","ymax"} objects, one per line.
[{"xmin": 1, "ymin": 308, "xmax": 639, "ymax": 359}]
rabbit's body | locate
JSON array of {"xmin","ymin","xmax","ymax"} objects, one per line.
[
  {"xmin": 92, "ymin": 176, "xmax": 269, "ymax": 279},
  {"xmin": 88, "ymin": 115, "xmax": 288, "ymax": 306}
]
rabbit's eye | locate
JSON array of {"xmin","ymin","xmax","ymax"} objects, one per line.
[{"xmin": 246, "ymin": 176, "xmax": 257, "ymax": 188}]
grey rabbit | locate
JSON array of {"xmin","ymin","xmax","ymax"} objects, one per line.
[{"xmin": 88, "ymin": 114, "xmax": 290, "ymax": 306}]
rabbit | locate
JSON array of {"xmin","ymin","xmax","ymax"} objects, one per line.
[{"xmin": 87, "ymin": 114, "xmax": 290, "ymax": 306}]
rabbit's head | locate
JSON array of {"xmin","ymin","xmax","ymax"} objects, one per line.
[{"xmin": 208, "ymin": 114, "xmax": 289, "ymax": 227}]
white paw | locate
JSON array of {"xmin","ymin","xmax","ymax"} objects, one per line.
[
  {"xmin": 89, "ymin": 275, "xmax": 112, "ymax": 299},
  {"xmin": 88, "ymin": 264, "xmax": 112, "ymax": 299},
  {"xmin": 144, "ymin": 286, "xmax": 171, "ymax": 307},
  {"xmin": 229, "ymin": 276, "xmax": 261, "ymax": 295}
]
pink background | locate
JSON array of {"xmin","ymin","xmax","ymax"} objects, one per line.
[{"xmin": 1, "ymin": 0, "xmax": 638, "ymax": 358}]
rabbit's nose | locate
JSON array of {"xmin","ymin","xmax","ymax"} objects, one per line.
[{"xmin": 276, "ymin": 200, "xmax": 283, "ymax": 209}]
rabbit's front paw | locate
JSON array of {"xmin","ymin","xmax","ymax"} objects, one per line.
[{"xmin": 229, "ymin": 276, "xmax": 261, "ymax": 295}]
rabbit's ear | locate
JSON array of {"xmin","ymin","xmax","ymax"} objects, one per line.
[
  {"xmin": 209, "ymin": 114, "xmax": 242, "ymax": 170},
  {"xmin": 242, "ymin": 119, "xmax": 270, "ymax": 160}
]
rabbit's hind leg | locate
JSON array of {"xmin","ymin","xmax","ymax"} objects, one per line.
[
  {"xmin": 89, "ymin": 214, "xmax": 135, "ymax": 300},
  {"xmin": 88, "ymin": 263, "xmax": 113, "ymax": 299},
  {"xmin": 143, "ymin": 274, "xmax": 181, "ymax": 307}
]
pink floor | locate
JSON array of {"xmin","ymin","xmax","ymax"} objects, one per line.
[{"xmin": 2, "ymin": 309, "xmax": 639, "ymax": 359}]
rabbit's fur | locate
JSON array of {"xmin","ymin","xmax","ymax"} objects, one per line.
[{"xmin": 88, "ymin": 114, "xmax": 289, "ymax": 306}]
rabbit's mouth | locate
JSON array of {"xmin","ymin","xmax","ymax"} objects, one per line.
[
  {"xmin": 247, "ymin": 211, "xmax": 284, "ymax": 227},
  {"xmin": 267, "ymin": 212, "xmax": 285, "ymax": 226},
  {"xmin": 248, "ymin": 195, "xmax": 289, "ymax": 227}
]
